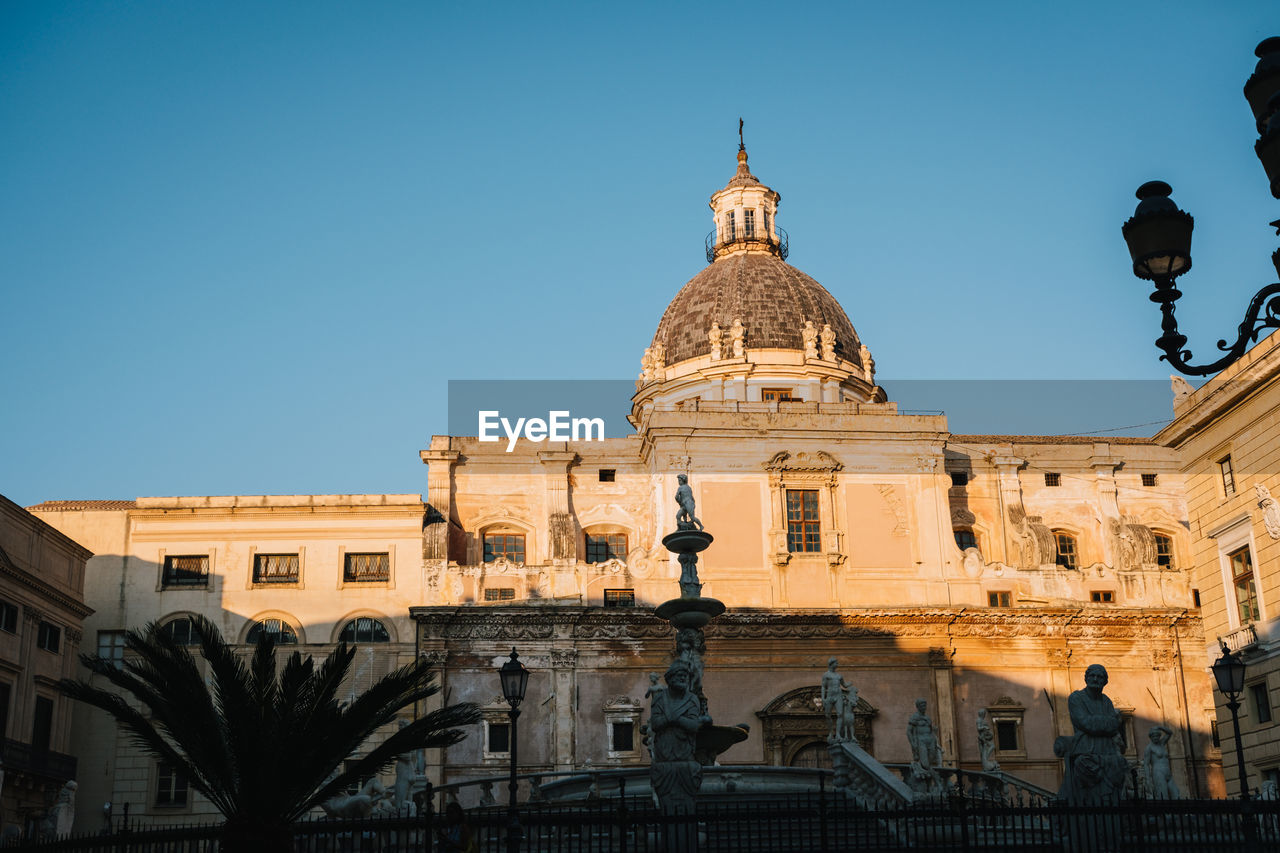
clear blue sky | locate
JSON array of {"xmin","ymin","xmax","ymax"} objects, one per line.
[{"xmin": 2, "ymin": 2, "xmax": 1276, "ymax": 506}]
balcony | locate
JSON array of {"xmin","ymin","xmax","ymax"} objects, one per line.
[
  {"xmin": 705, "ymin": 226, "xmax": 789, "ymax": 263},
  {"xmin": 2, "ymin": 739, "xmax": 77, "ymax": 782},
  {"xmin": 1221, "ymin": 623, "xmax": 1259, "ymax": 654}
]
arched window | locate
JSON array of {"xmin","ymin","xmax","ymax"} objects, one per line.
[
  {"xmin": 954, "ymin": 529, "xmax": 977, "ymax": 551},
  {"xmin": 339, "ymin": 617, "xmax": 390, "ymax": 644},
  {"xmin": 1053, "ymin": 531, "xmax": 1078, "ymax": 570},
  {"xmin": 246, "ymin": 618, "xmax": 298, "ymax": 645},
  {"xmin": 161, "ymin": 617, "xmax": 199, "ymax": 646}
]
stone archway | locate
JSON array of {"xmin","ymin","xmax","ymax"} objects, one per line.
[{"xmin": 756, "ymin": 685, "xmax": 878, "ymax": 766}]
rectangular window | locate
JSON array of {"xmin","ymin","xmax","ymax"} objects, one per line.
[
  {"xmin": 155, "ymin": 761, "xmax": 189, "ymax": 807},
  {"xmin": 97, "ymin": 631, "xmax": 126, "ymax": 668},
  {"xmin": 36, "ymin": 622, "xmax": 60, "ymax": 653},
  {"xmin": 1220, "ymin": 456, "xmax": 1236, "ymax": 497},
  {"xmin": 0, "ymin": 601, "xmax": 16, "ymax": 634},
  {"xmin": 744, "ymin": 208, "xmax": 756, "ymax": 239},
  {"xmin": 162, "ymin": 555, "xmax": 209, "ymax": 588},
  {"xmin": 253, "ymin": 554, "xmax": 299, "ymax": 584},
  {"xmin": 763, "ymin": 387, "xmax": 797, "ymax": 403},
  {"xmin": 598, "ymin": 469, "xmax": 616, "ymax": 483},
  {"xmin": 1155, "ymin": 534, "xmax": 1174, "ymax": 569},
  {"xmin": 483, "ymin": 533, "xmax": 525, "ymax": 563},
  {"xmin": 764, "ymin": 209, "xmax": 771, "ymax": 236},
  {"xmin": 32, "ymin": 696, "xmax": 52, "ymax": 752},
  {"xmin": 786, "ymin": 489, "xmax": 821, "ymax": 553},
  {"xmin": 484, "ymin": 588, "xmax": 516, "ymax": 601},
  {"xmin": 1142, "ymin": 473, "xmax": 1158, "ymax": 487},
  {"xmin": 488, "ymin": 722, "xmax": 510, "ymax": 754},
  {"xmin": 611, "ymin": 721, "xmax": 635, "ymax": 753},
  {"xmin": 1211, "ymin": 719, "xmax": 1220, "ymax": 748},
  {"xmin": 586, "ymin": 533, "xmax": 627, "ymax": 564},
  {"xmin": 1252, "ymin": 682, "xmax": 1273, "ymax": 724},
  {"xmin": 988, "ymin": 591, "xmax": 1011, "ymax": 608},
  {"xmin": 343, "ymin": 553, "xmax": 390, "ymax": 582},
  {"xmin": 1193, "ymin": 588, "xmax": 1202, "ymax": 608},
  {"xmin": 604, "ymin": 589, "xmax": 636, "ymax": 608},
  {"xmin": 1044, "ymin": 472, "xmax": 1061, "ymax": 487},
  {"xmin": 725, "ymin": 211, "xmax": 736, "ymax": 241},
  {"xmin": 950, "ymin": 472, "xmax": 969, "ymax": 487},
  {"xmin": 0, "ymin": 683, "xmax": 10, "ymax": 739},
  {"xmin": 996, "ymin": 721, "xmax": 1019, "ymax": 752},
  {"xmin": 955, "ymin": 530, "xmax": 977, "ymax": 551},
  {"xmin": 1231, "ymin": 547, "xmax": 1260, "ymax": 624},
  {"xmin": 1090, "ymin": 591, "xmax": 1115, "ymax": 603}
]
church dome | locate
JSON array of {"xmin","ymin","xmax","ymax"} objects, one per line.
[{"xmin": 651, "ymin": 251, "xmax": 863, "ymax": 368}]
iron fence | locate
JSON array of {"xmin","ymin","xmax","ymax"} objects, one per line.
[{"xmin": 5, "ymin": 793, "xmax": 1280, "ymax": 852}]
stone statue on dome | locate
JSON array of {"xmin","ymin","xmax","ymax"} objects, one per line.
[
  {"xmin": 730, "ymin": 318, "xmax": 745, "ymax": 358},
  {"xmin": 820, "ymin": 323, "xmax": 836, "ymax": 361},
  {"xmin": 708, "ymin": 321, "xmax": 723, "ymax": 361},
  {"xmin": 802, "ymin": 321, "xmax": 819, "ymax": 359}
]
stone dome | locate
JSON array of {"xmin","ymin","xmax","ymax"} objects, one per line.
[{"xmin": 651, "ymin": 251, "xmax": 864, "ymax": 368}]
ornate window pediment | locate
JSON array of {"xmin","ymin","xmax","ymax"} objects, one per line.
[{"xmin": 756, "ymin": 685, "xmax": 878, "ymax": 764}]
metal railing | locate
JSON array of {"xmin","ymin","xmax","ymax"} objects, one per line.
[
  {"xmin": 705, "ymin": 226, "xmax": 789, "ymax": 263},
  {"xmin": 7, "ymin": 794, "xmax": 1280, "ymax": 852},
  {"xmin": 2, "ymin": 739, "xmax": 76, "ymax": 782}
]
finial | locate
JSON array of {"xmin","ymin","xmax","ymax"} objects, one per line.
[{"xmin": 738, "ymin": 117, "xmax": 745, "ymax": 152}]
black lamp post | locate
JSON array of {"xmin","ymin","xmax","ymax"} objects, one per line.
[
  {"xmin": 1212, "ymin": 642, "xmax": 1250, "ymax": 800},
  {"xmin": 498, "ymin": 647, "xmax": 529, "ymax": 853},
  {"xmin": 1121, "ymin": 37, "xmax": 1280, "ymax": 377}
]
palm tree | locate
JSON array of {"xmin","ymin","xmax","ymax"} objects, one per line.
[{"xmin": 60, "ymin": 614, "xmax": 479, "ymax": 851}]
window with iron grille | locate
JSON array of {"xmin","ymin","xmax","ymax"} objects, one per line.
[
  {"xmin": 1220, "ymin": 456, "xmax": 1236, "ymax": 496},
  {"xmin": 98, "ymin": 630, "xmax": 126, "ymax": 668},
  {"xmin": 954, "ymin": 529, "xmax": 977, "ymax": 551},
  {"xmin": 586, "ymin": 533, "xmax": 627, "ymax": 564},
  {"xmin": 253, "ymin": 553, "xmax": 299, "ymax": 584},
  {"xmin": 1231, "ymin": 546, "xmax": 1260, "ymax": 624},
  {"xmin": 786, "ymin": 490, "xmax": 821, "ymax": 553},
  {"xmin": 1044, "ymin": 472, "xmax": 1061, "ymax": 487},
  {"xmin": 343, "ymin": 553, "xmax": 390, "ymax": 582},
  {"xmin": 744, "ymin": 208, "xmax": 756, "ymax": 239},
  {"xmin": 0, "ymin": 600, "xmax": 16, "ymax": 634},
  {"xmin": 1155, "ymin": 533, "xmax": 1174, "ymax": 568},
  {"xmin": 339, "ymin": 617, "xmax": 390, "ymax": 643},
  {"xmin": 155, "ymin": 762, "xmax": 189, "ymax": 807},
  {"xmin": 1054, "ymin": 532, "xmax": 1077, "ymax": 570},
  {"xmin": 36, "ymin": 622, "xmax": 60, "ymax": 653},
  {"xmin": 1142, "ymin": 473, "xmax": 1158, "ymax": 487},
  {"xmin": 484, "ymin": 588, "xmax": 516, "ymax": 601},
  {"xmin": 604, "ymin": 589, "xmax": 636, "ymax": 608},
  {"xmin": 246, "ymin": 618, "xmax": 297, "ymax": 644},
  {"xmin": 162, "ymin": 555, "xmax": 209, "ymax": 588},
  {"xmin": 483, "ymin": 534, "xmax": 525, "ymax": 563}
]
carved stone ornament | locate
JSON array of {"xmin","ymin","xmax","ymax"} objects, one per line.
[
  {"xmin": 550, "ymin": 649, "xmax": 578, "ymax": 668},
  {"xmin": 951, "ymin": 508, "xmax": 976, "ymax": 526},
  {"xmin": 877, "ymin": 485, "xmax": 909, "ymax": 537},
  {"xmin": 592, "ymin": 558, "xmax": 628, "ymax": 575},
  {"xmin": 486, "ymin": 556, "xmax": 524, "ymax": 573},
  {"xmin": 762, "ymin": 450, "xmax": 844, "ymax": 474},
  {"xmin": 419, "ymin": 649, "xmax": 449, "ymax": 667},
  {"xmin": 1257, "ymin": 483, "xmax": 1280, "ymax": 540}
]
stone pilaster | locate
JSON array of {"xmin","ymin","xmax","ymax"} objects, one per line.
[
  {"xmin": 550, "ymin": 648, "xmax": 578, "ymax": 771},
  {"xmin": 420, "ymin": 446, "xmax": 460, "ymax": 562},
  {"xmin": 539, "ymin": 451, "xmax": 578, "ymax": 562}
]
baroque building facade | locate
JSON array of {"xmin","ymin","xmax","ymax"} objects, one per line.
[{"xmin": 33, "ymin": 147, "xmax": 1223, "ymax": 830}]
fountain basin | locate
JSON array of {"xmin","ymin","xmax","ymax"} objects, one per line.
[{"xmin": 655, "ymin": 596, "xmax": 726, "ymax": 629}]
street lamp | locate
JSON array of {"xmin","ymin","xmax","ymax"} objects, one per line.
[
  {"xmin": 1212, "ymin": 642, "xmax": 1250, "ymax": 800},
  {"xmin": 1121, "ymin": 37, "xmax": 1280, "ymax": 377},
  {"xmin": 498, "ymin": 647, "xmax": 529, "ymax": 853}
]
